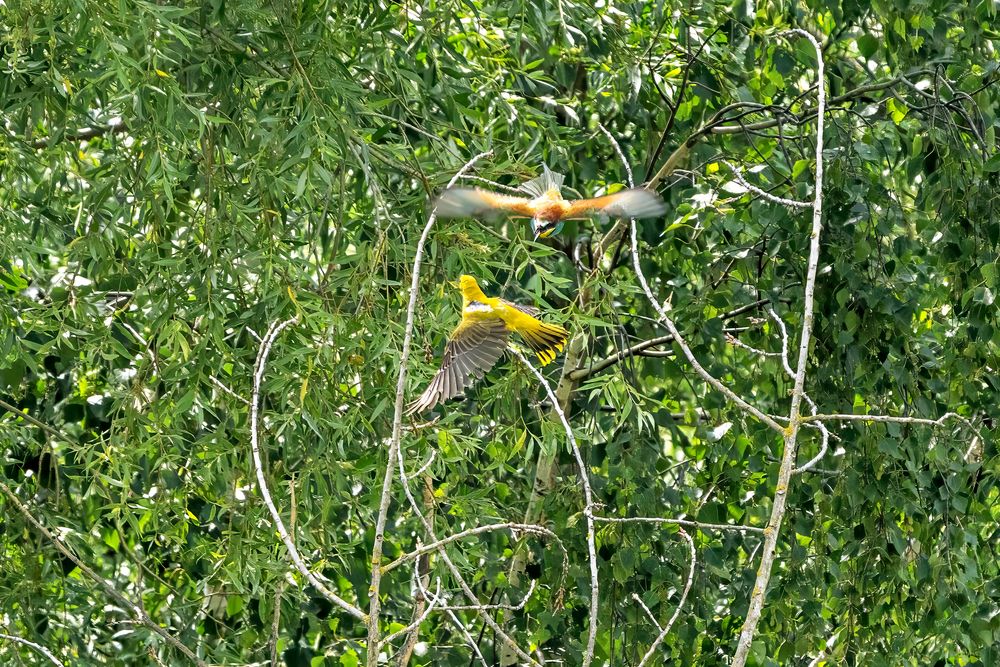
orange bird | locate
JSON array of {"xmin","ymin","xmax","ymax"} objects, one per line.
[{"xmin": 433, "ymin": 165, "xmax": 666, "ymax": 239}]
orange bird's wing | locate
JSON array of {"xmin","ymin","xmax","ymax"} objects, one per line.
[
  {"xmin": 406, "ymin": 318, "xmax": 509, "ymax": 414},
  {"xmin": 563, "ymin": 188, "xmax": 666, "ymax": 220},
  {"xmin": 434, "ymin": 188, "xmax": 536, "ymax": 219}
]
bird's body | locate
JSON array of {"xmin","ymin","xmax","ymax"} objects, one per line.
[
  {"xmin": 434, "ymin": 164, "xmax": 666, "ymax": 238},
  {"xmin": 406, "ymin": 275, "xmax": 568, "ymax": 414}
]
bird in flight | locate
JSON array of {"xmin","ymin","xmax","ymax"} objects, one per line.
[
  {"xmin": 433, "ymin": 164, "xmax": 666, "ymax": 239},
  {"xmin": 407, "ymin": 275, "xmax": 569, "ymax": 414}
]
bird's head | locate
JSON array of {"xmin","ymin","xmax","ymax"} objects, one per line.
[
  {"xmin": 453, "ymin": 275, "xmax": 478, "ymax": 292},
  {"xmin": 532, "ymin": 218, "xmax": 564, "ymax": 240}
]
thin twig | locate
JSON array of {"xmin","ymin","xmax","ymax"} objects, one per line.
[
  {"xmin": 458, "ymin": 175, "xmax": 524, "ymax": 195},
  {"xmin": 381, "ymin": 522, "xmax": 565, "ymax": 575},
  {"xmin": 0, "ymin": 398, "xmax": 67, "ymax": 442},
  {"xmin": 799, "ymin": 411, "xmax": 968, "ymax": 426},
  {"xmin": 393, "ymin": 415, "xmax": 541, "ymax": 666},
  {"xmin": 720, "ymin": 160, "xmax": 812, "ymax": 208},
  {"xmin": 209, "ymin": 375, "xmax": 250, "ymax": 406},
  {"xmin": 368, "ymin": 151, "xmax": 493, "ymax": 666},
  {"xmin": 378, "ymin": 576, "xmax": 442, "ymax": 648},
  {"xmin": 637, "ymin": 529, "xmax": 697, "ymax": 667},
  {"xmin": 0, "ymin": 480, "xmax": 208, "ymax": 666},
  {"xmin": 598, "ymin": 124, "xmax": 785, "ymax": 433},
  {"xmin": 766, "ymin": 308, "xmax": 830, "ymax": 474},
  {"xmin": 631, "ymin": 594, "xmax": 663, "ymax": 632},
  {"xmin": 511, "ymin": 348, "xmax": 599, "ymax": 667},
  {"xmin": 570, "ymin": 298, "xmax": 771, "ymax": 381},
  {"xmin": 594, "ymin": 515, "xmax": 764, "ymax": 534},
  {"xmin": 0, "ymin": 633, "xmax": 65, "ymax": 666},
  {"xmin": 250, "ymin": 317, "xmax": 365, "ymax": 621}
]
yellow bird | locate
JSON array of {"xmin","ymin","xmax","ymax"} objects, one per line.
[
  {"xmin": 434, "ymin": 164, "xmax": 666, "ymax": 239},
  {"xmin": 406, "ymin": 275, "xmax": 569, "ymax": 414}
]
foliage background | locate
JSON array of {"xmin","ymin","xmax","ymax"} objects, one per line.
[{"xmin": 1, "ymin": 0, "xmax": 998, "ymax": 665}]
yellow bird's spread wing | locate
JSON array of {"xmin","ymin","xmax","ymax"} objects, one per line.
[
  {"xmin": 499, "ymin": 298, "xmax": 539, "ymax": 318},
  {"xmin": 406, "ymin": 318, "xmax": 509, "ymax": 414},
  {"xmin": 563, "ymin": 188, "xmax": 666, "ymax": 220},
  {"xmin": 433, "ymin": 188, "xmax": 535, "ymax": 219}
]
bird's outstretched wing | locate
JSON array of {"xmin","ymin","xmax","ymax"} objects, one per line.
[
  {"xmin": 406, "ymin": 318, "xmax": 509, "ymax": 414},
  {"xmin": 564, "ymin": 188, "xmax": 666, "ymax": 219},
  {"xmin": 499, "ymin": 299, "xmax": 540, "ymax": 317},
  {"xmin": 434, "ymin": 188, "xmax": 535, "ymax": 219}
]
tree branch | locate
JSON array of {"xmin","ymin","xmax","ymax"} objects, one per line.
[
  {"xmin": 0, "ymin": 633, "xmax": 64, "ymax": 666},
  {"xmin": 250, "ymin": 317, "xmax": 366, "ymax": 621},
  {"xmin": 368, "ymin": 151, "xmax": 493, "ymax": 666},
  {"xmin": 512, "ymin": 349, "xmax": 599, "ymax": 667},
  {"xmin": 569, "ymin": 299, "xmax": 771, "ymax": 381},
  {"xmin": 593, "ymin": 515, "xmax": 764, "ymax": 534},
  {"xmin": 0, "ymin": 480, "xmax": 207, "ymax": 666},
  {"xmin": 731, "ymin": 30, "xmax": 826, "ymax": 667},
  {"xmin": 637, "ymin": 529, "xmax": 696, "ymax": 667},
  {"xmin": 600, "ymin": 124, "xmax": 785, "ymax": 433}
]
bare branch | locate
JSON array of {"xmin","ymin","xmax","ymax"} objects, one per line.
[
  {"xmin": 598, "ymin": 124, "xmax": 785, "ymax": 433},
  {"xmin": 458, "ymin": 174, "xmax": 524, "ymax": 194},
  {"xmin": 437, "ymin": 581, "xmax": 538, "ymax": 612},
  {"xmin": 766, "ymin": 308, "xmax": 830, "ymax": 475},
  {"xmin": 594, "ymin": 515, "xmax": 764, "ymax": 534},
  {"xmin": 0, "ymin": 633, "xmax": 65, "ymax": 666},
  {"xmin": 29, "ymin": 121, "xmax": 129, "ymax": 149},
  {"xmin": 368, "ymin": 150, "xmax": 493, "ymax": 665},
  {"xmin": 209, "ymin": 375, "xmax": 250, "ymax": 406},
  {"xmin": 381, "ymin": 522, "xmax": 565, "ymax": 576},
  {"xmin": 0, "ymin": 398, "xmax": 68, "ymax": 442},
  {"xmin": 378, "ymin": 576, "xmax": 442, "ymax": 649},
  {"xmin": 410, "ymin": 450, "xmax": 437, "ymax": 478},
  {"xmin": 511, "ymin": 348, "xmax": 599, "ymax": 667},
  {"xmin": 631, "ymin": 593, "xmax": 663, "ymax": 632},
  {"xmin": 799, "ymin": 411, "xmax": 970, "ymax": 427},
  {"xmin": 637, "ymin": 529, "xmax": 696, "ymax": 667},
  {"xmin": 731, "ymin": 30, "xmax": 826, "ymax": 667},
  {"xmin": 250, "ymin": 317, "xmax": 365, "ymax": 621},
  {"xmin": 720, "ymin": 160, "xmax": 812, "ymax": 208},
  {"xmin": 570, "ymin": 298, "xmax": 772, "ymax": 381}
]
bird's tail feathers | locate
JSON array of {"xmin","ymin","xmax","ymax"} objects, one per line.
[
  {"xmin": 520, "ymin": 164, "xmax": 565, "ymax": 198},
  {"xmin": 518, "ymin": 321, "xmax": 569, "ymax": 366}
]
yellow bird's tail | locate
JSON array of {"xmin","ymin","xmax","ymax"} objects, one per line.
[{"xmin": 517, "ymin": 320, "xmax": 569, "ymax": 366}]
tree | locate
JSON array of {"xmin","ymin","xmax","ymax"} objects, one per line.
[{"xmin": 1, "ymin": 0, "xmax": 997, "ymax": 665}]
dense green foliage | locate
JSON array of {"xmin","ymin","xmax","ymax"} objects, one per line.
[{"xmin": 1, "ymin": 0, "xmax": 998, "ymax": 665}]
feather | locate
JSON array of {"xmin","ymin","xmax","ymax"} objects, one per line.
[
  {"xmin": 520, "ymin": 164, "xmax": 565, "ymax": 198},
  {"xmin": 564, "ymin": 188, "xmax": 666, "ymax": 219}
]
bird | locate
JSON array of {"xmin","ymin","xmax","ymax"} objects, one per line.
[
  {"xmin": 406, "ymin": 275, "xmax": 569, "ymax": 414},
  {"xmin": 433, "ymin": 164, "xmax": 666, "ymax": 239}
]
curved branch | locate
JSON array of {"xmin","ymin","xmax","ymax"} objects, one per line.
[
  {"xmin": 637, "ymin": 529, "xmax": 697, "ymax": 667},
  {"xmin": 570, "ymin": 299, "xmax": 771, "ymax": 381},
  {"xmin": 511, "ymin": 348, "xmax": 599, "ymax": 667},
  {"xmin": 380, "ymin": 522, "xmax": 566, "ymax": 576},
  {"xmin": 250, "ymin": 317, "xmax": 366, "ymax": 621},
  {"xmin": 0, "ymin": 633, "xmax": 65, "ymax": 666},
  {"xmin": 599, "ymin": 124, "xmax": 785, "ymax": 433},
  {"xmin": 594, "ymin": 515, "xmax": 764, "ymax": 534}
]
